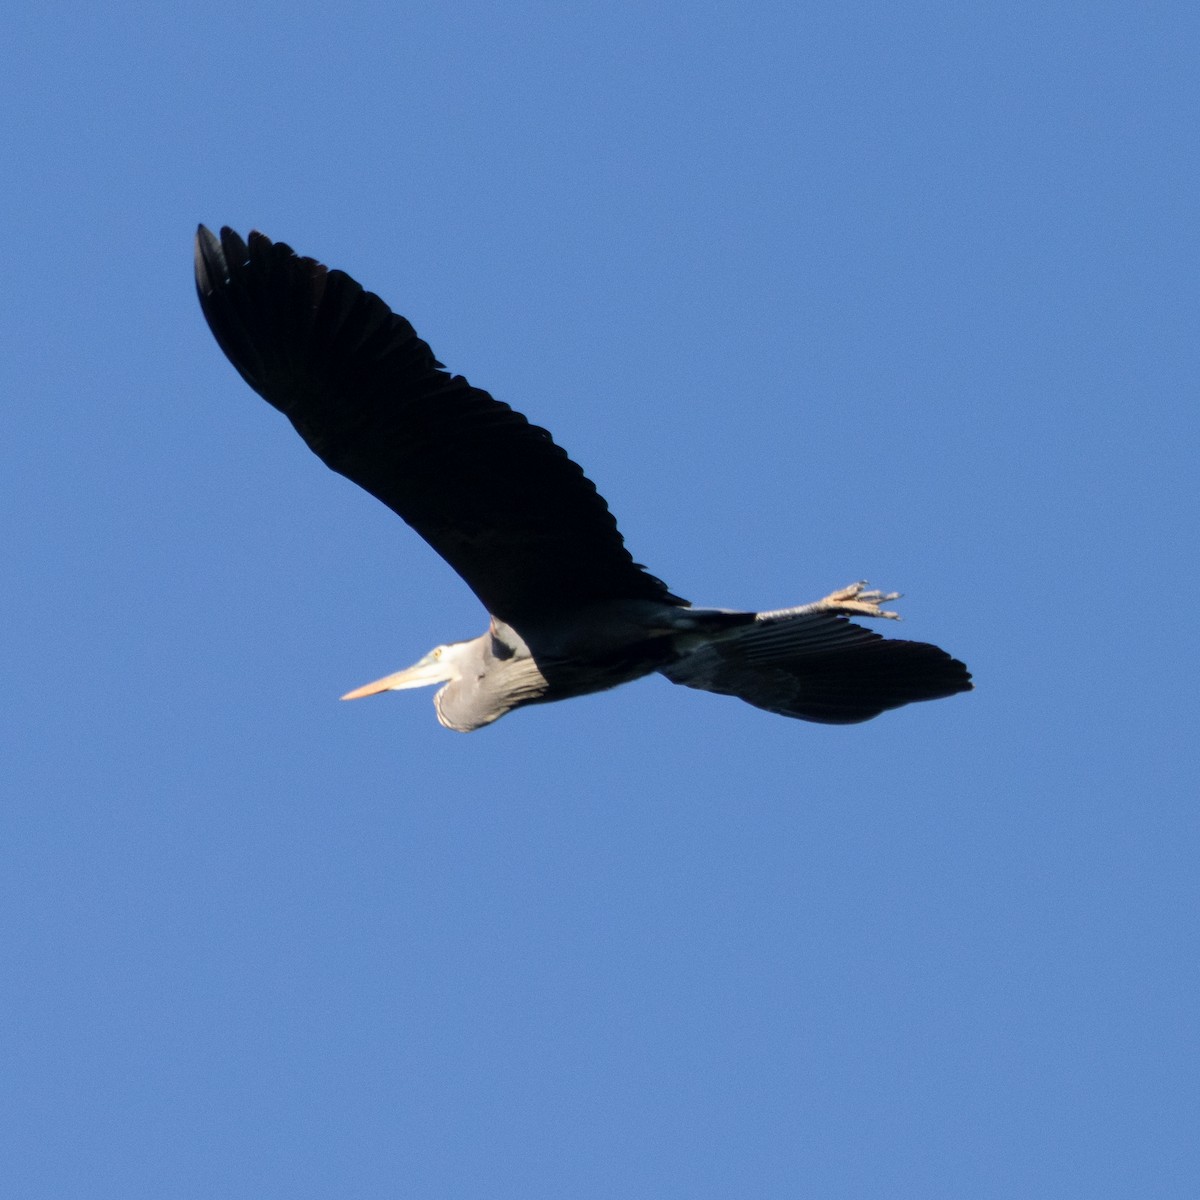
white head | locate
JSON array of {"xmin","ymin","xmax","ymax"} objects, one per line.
[
  {"xmin": 339, "ymin": 643, "xmax": 466, "ymax": 701},
  {"xmin": 339, "ymin": 633, "xmax": 541, "ymax": 732}
]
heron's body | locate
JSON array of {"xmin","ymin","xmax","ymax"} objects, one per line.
[
  {"xmin": 194, "ymin": 227, "xmax": 971, "ymax": 731},
  {"xmin": 412, "ymin": 605, "xmax": 754, "ymax": 731}
]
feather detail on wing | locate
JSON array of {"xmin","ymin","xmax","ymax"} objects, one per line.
[
  {"xmin": 194, "ymin": 226, "xmax": 685, "ymax": 629},
  {"xmin": 661, "ymin": 610, "xmax": 972, "ymax": 724}
]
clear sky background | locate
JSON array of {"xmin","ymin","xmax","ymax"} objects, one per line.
[{"xmin": 3, "ymin": 3, "xmax": 1197, "ymax": 1197}]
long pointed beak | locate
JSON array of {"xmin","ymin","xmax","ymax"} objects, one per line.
[
  {"xmin": 340, "ymin": 672, "xmax": 407, "ymax": 700},
  {"xmin": 340, "ymin": 653, "xmax": 449, "ymax": 700}
]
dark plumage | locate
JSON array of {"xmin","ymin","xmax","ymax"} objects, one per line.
[{"xmin": 195, "ymin": 226, "xmax": 971, "ymax": 731}]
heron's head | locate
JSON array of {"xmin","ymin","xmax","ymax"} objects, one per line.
[{"xmin": 340, "ymin": 642, "xmax": 467, "ymax": 701}]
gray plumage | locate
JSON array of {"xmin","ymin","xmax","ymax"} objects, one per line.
[{"xmin": 194, "ymin": 226, "xmax": 971, "ymax": 732}]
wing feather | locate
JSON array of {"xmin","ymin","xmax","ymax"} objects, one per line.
[
  {"xmin": 662, "ymin": 610, "xmax": 972, "ymax": 724},
  {"xmin": 194, "ymin": 226, "xmax": 684, "ymax": 628}
]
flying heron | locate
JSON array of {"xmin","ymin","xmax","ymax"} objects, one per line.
[{"xmin": 194, "ymin": 226, "xmax": 971, "ymax": 732}]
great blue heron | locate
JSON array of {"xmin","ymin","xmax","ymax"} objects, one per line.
[{"xmin": 194, "ymin": 226, "xmax": 971, "ymax": 732}]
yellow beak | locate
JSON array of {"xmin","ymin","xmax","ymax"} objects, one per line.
[
  {"xmin": 340, "ymin": 672, "xmax": 407, "ymax": 701},
  {"xmin": 340, "ymin": 651, "xmax": 451, "ymax": 700}
]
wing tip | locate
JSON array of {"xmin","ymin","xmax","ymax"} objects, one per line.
[{"xmin": 194, "ymin": 224, "xmax": 223, "ymax": 294}]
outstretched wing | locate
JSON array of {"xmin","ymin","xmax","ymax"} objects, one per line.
[
  {"xmin": 662, "ymin": 610, "xmax": 972, "ymax": 724},
  {"xmin": 194, "ymin": 226, "xmax": 684, "ymax": 628}
]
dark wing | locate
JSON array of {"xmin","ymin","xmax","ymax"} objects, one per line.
[
  {"xmin": 661, "ymin": 610, "xmax": 971, "ymax": 723},
  {"xmin": 194, "ymin": 226, "xmax": 684, "ymax": 627}
]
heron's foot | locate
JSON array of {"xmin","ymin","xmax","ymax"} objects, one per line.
[{"xmin": 817, "ymin": 580, "xmax": 902, "ymax": 620}]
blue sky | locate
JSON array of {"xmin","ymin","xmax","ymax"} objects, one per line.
[{"xmin": 3, "ymin": 3, "xmax": 1197, "ymax": 1196}]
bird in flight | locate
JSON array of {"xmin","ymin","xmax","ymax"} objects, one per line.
[{"xmin": 194, "ymin": 227, "xmax": 971, "ymax": 732}]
